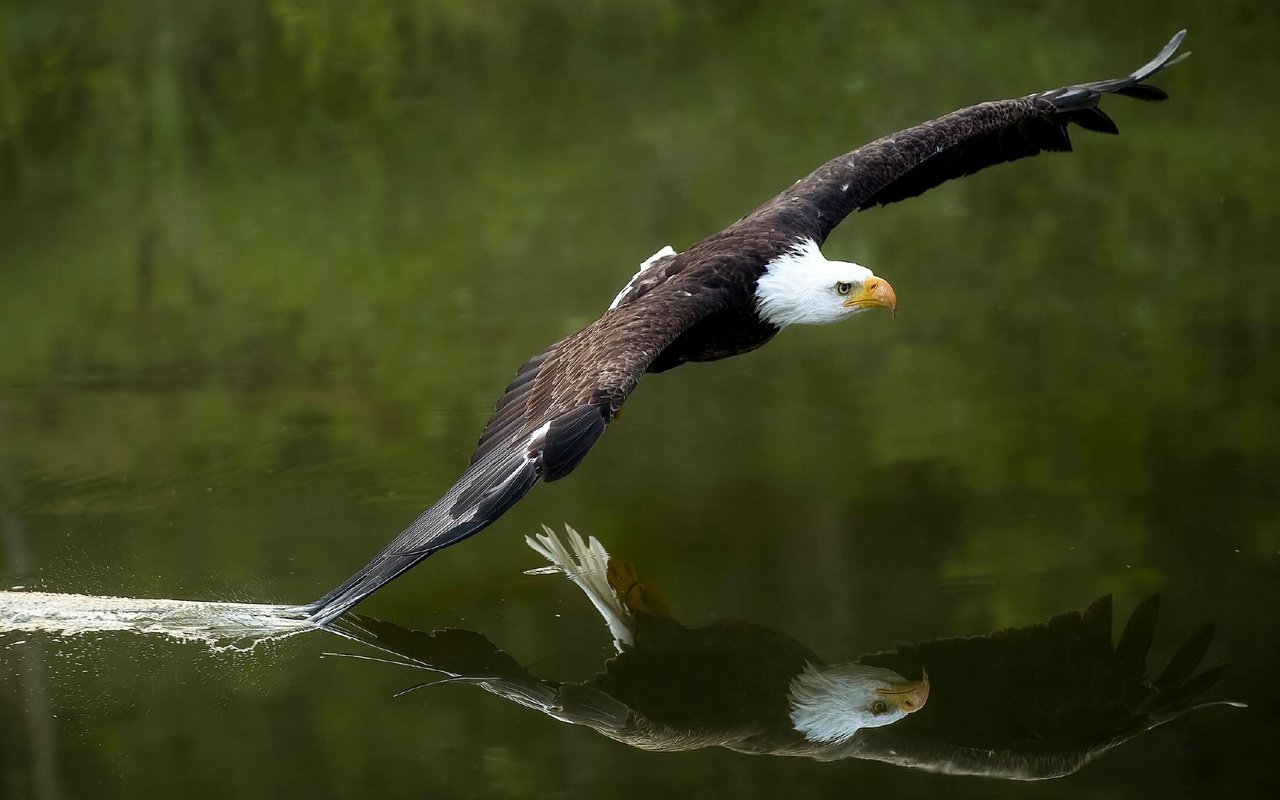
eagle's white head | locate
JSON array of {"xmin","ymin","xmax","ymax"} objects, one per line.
[
  {"xmin": 755, "ymin": 238, "xmax": 897, "ymax": 328},
  {"xmin": 788, "ymin": 662, "xmax": 929, "ymax": 743}
]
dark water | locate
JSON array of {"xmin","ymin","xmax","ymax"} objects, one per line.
[{"xmin": 2, "ymin": 2, "xmax": 1277, "ymax": 798}]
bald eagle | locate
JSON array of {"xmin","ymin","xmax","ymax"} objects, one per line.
[
  {"xmin": 326, "ymin": 526, "xmax": 1236, "ymax": 778},
  {"xmin": 306, "ymin": 32, "xmax": 1188, "ymax": 623}
]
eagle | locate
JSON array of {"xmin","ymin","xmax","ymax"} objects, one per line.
[
  {"xmin": 305, "ymin": 32, "xmax": 1189, "ymax": 623},
  {"xmin": 325, "ymin": 526, "xmax": 1236, "ymax": 777}
]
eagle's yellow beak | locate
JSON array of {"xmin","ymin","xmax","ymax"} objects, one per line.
[
  {"xmin": 874, "ymin": 667, "xmax": 929, "ymax": 714},
  {"xmin": 842, "ymin": 276, "xmax": 897, "ymax": 318}
]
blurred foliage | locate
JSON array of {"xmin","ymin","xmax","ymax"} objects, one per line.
[{"xmin": 1, "ymin": 0, "xmax": 1278, "ymax": 798}]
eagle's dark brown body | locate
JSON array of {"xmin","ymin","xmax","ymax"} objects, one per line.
[
  {"xmin": 648, "ymin": 303, "xmax": 780, "ymax": 372},
  {"xmin": 306, "ymin": 32, "xmax": 1188, "ymax": 623}
]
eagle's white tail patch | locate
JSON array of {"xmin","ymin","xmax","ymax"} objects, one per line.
[
  {"xmin": 609, "ymin": 245, "xmax": 677, "ymax": 310},
  {"xmin": 525, "ymin": 524, "xmax": 633, "ymax": 650}
]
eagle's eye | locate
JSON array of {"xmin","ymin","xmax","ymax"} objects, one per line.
[
  {"xmin": 870, "ymin": 700, "xmax": 889, "ymax": 715},
  {"xmin": 835, "ymin": 281, "xmax": 853, "ymax": 296}
]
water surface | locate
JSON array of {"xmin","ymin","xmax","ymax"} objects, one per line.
[{"xmin": 2, "ymin": 2, "xmax": 1277, "ymax": 798}]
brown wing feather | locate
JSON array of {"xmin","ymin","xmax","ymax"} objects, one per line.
[
  {"xmin": 471, "ymin": 344, "xmax": 557, "ymax": 466},
  {"xmin": 473, "ymin": 270, "xmax": 713, "ymax": 469},
  {"xmin": 307, "ymin": 279, "xmax": 725, "ymax": 623},
  {"xmin": 516, "ymin": 276, "xmax": 728, "ymax": 474},
  {"xmin": 611, "ymin": 249, "xmax": 683, "ymax": 310},
  {"xmin": 743, "ymin": 30, "xmax": 1187, "ymax": 245}
]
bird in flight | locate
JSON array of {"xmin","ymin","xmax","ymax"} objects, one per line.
[{"xmin": 305, "ymin": 31, "xmax": 1188, "ymax": 623}]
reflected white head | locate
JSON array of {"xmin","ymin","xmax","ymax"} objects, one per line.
[
  {"xmin": 755, "ymin": 239, "xmax": 897, "ymax": 328},
  {"xmin": 788, "ymin": 662, "xmax": 929, "ymax": 743}
]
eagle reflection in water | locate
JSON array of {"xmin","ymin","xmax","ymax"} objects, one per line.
[{"xmin": 326, "ymin": 527, "xmax": 1236, "ymax": 780}]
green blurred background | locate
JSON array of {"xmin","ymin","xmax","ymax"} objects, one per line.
[{"xmin": 1, "ymin": 1, "xmax": 1276, "ymax": 797}]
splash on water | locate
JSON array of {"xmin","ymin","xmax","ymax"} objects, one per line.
[{"xmin": 0, "ymin": 590, "xmax": 316, "ymax": 652}]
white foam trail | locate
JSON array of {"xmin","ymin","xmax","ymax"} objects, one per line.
[{"xmin": 0, "ymin": 590, "xmax": 316, "ymax": 651}]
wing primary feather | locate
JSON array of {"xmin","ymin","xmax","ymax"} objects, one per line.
[
  {"xmin": 326, "ymin": 620, "xmax": 564, "ymax": 711},
  {"xmin": 747, "ymin": 31, "xmax": 1187, "ymax": 236},
  {"xmin": 474, "ymin": 462, "xmax": 540, "ymax": 520},
  {"xmin": 1115, "ymin": 594, "xmax": 1160, "ymax": 675},
  {"xmin": 1153, "ymin": 622, "xmax": 1215, "ymax": 692},
  {"xmin": 1071, "ymin": 107, "xmax": 1120, "ymax": 134},
  {"xmin": 553, "ymin": 683, "xmax": 632, "ymax": 730},
  {"xmin": 1081, "ymin": 594, "xmax": 1115, "ymax": 629},
  {"xmin": 472, "ymin": 350, "xmax": 557, "ymax": 466},
  {"xmin": 474, "ymin": 413, "xmax": 525, "ymax": 456},
  {"xmin": 849, "ymin": 592, "xmax": 1234, "ymax": 780},
  {"xmin": 1128, "ymin": 29, "xmax": 1188, "ymax": 83},
  {"xmin": 1158, "ymin": 663, "xmax": 1230, "ymax": 710},
  {"xmin": 497, "ymin": 361, "xmax": 546, "ymax": 402},
  {"xmin": 1111, "ymin": 84, "xmax": 1169, "ymax": 102},
  {"xmin": 452, "ymin": 444, "xmax": 540, "ymax": 514},
  {"xmin": 306, "ymin": 448, "xmax": 540, "ymax": 625},
  {"xmin": 1072, "ymin": 30, "xmax": 1188, "ymax": 99}
]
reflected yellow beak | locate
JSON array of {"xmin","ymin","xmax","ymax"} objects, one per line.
[
  {"xmin": 874, "ymin": 667, "xmax": 929, "ymax": 715},
  {"xmin": 842, "ymin": 276, "xmax": 897, "ymax": 318}
]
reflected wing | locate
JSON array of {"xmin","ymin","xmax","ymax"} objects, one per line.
[
  {"xmin": 745, "ymin": 31, "xmax": 1187, "ymax": 245},
  {"xmin": 841, "ymin": 595, "xmax": 1237, "ymax": 779},
  {"xmin": 326, "ymin": 616, "xmax": 634, "ymax": 732},
  {"xmin": 306, "ymin": 281, "xmax": 726, "ymax": 623}
]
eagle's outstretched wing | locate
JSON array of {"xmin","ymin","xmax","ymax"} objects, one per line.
[
  {"xmin": 839, "ymin": 595, "xmax": 1239, "ymax": 779},
  {"xmin": 304, "ymin": 32, "xmax": 1188, "ymax": 623},
  {"xmin": 326, "ymin": 616, "xmax": 635, "ymax": 732},
  {"xmin": 744, "ymin": 31, "xmax": 1188, "ymax": 245},
  {"xmin": 305, "ymin": 279, "xmax": 725, "ymax": 623}
]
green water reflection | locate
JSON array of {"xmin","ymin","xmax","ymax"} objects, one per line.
[{"xmin": 1, "ymin": 1, "xmax": 1277, "ymax": 798}]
